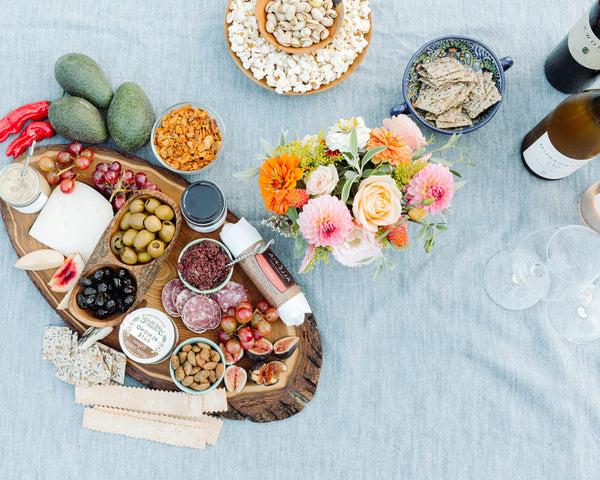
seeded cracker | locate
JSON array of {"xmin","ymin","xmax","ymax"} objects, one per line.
[
  {"xmin": 42, "ymin": 326, "xmax": 74, "ymax": 367},
  {"xmin": 414, "ymin": 56, "xmax": 502, "ymax": 129}
]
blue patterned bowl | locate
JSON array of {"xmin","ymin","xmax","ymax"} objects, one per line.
[{"xmin": 390, "ymin": 36, "xmax": 513, "ymax": 135}]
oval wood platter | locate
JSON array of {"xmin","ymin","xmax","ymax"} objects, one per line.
[
  {"xmin": 224, "ymin": 1, "xmax": 372, "ymax": 95},
  {"xmin": 0, "ymin": 145, "xmax": 322, "ymax": 423}
]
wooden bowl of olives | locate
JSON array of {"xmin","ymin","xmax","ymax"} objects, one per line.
[
  {"xmin": 68, "ymin": 190, "xmax": 182, "ymax": 327},
  {"xmin": 110, "ymin": 191, "xmax": 180, "ymax": 266}
]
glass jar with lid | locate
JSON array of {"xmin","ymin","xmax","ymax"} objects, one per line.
[
  {"xmin": 180, "ymin": 180, "xmax": 227, "ymax": 233},
  {"xmin": 0, "ymin": 163, "xmax": 51, "ymax": 213}
]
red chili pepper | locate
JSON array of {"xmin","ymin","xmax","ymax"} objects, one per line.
[
  {"xmin": 0, "ymin": 101, "xmax": 50, "ymax": 142},
  {"xmin": 6, "ymin": 121, "xmax": 55, "ymax": 158}
]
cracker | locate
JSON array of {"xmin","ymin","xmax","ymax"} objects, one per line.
[
  {"xmin": 75, "ymin": 385, "xmax": 228, "ymax": 417},
  {"xmin": 97, "ymin": 343, "xmax": 127, "ymax": 385},
  {"xmin": 82, "ymin": 407, "xmax": 207, "ymax": 450},
  {"xmin": 94, "ymin": 406, "xmax": 223, "ymax": 445},
  {"xmin": 420, "ymin": 57, "xmax": 463, "ymax": 79},
  {"xmin": 415, "ymin": 82, "xmax": 467, "ymax": 115},
  {"xmin": 465, "ymin": 85, "xmax": 502, "ymax": 118},
  {"xmin": 42, "ymin": 327, "xmax": 75, "ymax": 368},
  {"xmin": 435, "ymin": 108, "xmax": 473, "ymax": 129}
]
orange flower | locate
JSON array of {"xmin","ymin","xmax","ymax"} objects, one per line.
[
  {"xmin": 258, "ymin": 154, "xmax": 303, "ymax": 214},
  {"xmin": 367, "ymin": 127, "xmax": 413, "ymax": 166},
  {"xmin": 384, "ymin": 223, "xmax": 409, "ymax": 248}
]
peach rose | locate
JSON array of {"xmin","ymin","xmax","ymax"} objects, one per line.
[
  {"xmin": 382, "ymin": 115, "xmax": 427, "ymax": 151},
  {"xmin": 352, "ymin": 175, "xmax": 403, "ymax": 232}
]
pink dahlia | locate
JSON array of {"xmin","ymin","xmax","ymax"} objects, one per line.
[
  {"xmin": 297, "ymin": 195, "xmax": 354, "ymax": 247},
  {"xmin": 407, "ymin": 163, "xmax": 454, "ymax": 213}
]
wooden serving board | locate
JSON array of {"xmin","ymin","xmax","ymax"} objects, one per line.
[
  {"xmin": 224, "ymin": 1, "xmax": 372, "ymax": 95},
  {"xmin": 1, "ymin": 145, "xmax": 322, "ymax": 423}
]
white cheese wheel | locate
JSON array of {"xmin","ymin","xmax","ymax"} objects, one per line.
[{"xmin": 29, "ymin": 181, "xmax": 114, "ymax": 262}]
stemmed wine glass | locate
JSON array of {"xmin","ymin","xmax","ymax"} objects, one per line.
[{"xmin": 483, "ymin": 225, "xmax": 600, "ymax": 343}]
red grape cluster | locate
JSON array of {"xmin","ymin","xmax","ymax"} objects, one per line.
[
  {"xmin": 92, "ymin": 161, "xmax": 159, "ymax": 210},
  {"xmin": 38, "ymin": 141, "xmax": 94, "ymax": 194}
]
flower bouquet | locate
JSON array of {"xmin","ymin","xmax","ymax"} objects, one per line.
[{"xmin": 237, "ymin": 115, "xmax": 467, "ymax": 275}]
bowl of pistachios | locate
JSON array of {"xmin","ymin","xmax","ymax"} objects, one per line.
[{"xmin": 255, "ymin": 0, "xmax": 345, "ymax": 54}]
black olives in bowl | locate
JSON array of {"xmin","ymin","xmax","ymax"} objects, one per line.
[{"xmin": 76, "ymin": 267, "xmax": 137, "ymax": 320}]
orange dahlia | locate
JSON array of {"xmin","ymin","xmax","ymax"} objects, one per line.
[
  {"xmin": 258, "ymin": 154, "xmax": 303, "ymax": 214},
  {"xmin": 367, "ymin": 127, "xmax": 413, "ymax": 166}
]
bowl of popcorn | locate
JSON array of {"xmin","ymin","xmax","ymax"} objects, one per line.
[
  {"xmin": 256, "ymin": 0, "xmax": 344, "ymax": 54},
  {"xmin": 151, "ymin": 103, "xmax": 225, "ymax": 174}
]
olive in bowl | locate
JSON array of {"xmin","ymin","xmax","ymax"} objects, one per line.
[
  {"xmin": 76, "ymin": 267, "xmax": 137, "ymax": 320},
  {"xmin": 110, "ymin": 195, "xmax": 176, "ymax": 265}
]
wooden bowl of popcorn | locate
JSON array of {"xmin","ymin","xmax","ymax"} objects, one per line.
[{"xmin": 256, "ymin": 0, "xmax": 345, "ymax": 54}]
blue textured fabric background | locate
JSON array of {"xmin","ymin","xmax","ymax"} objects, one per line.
[{"xmin": 1, "ymin": 1, "xmax": 600, "ymax": 479}]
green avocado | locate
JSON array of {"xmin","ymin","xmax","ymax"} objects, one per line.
[
  {"xmin": 48, "ymin": 96, "xmax": 108, "ymax": 144},
  {"xmin": 107, "ymin": 82, "xmax": 155, "ymax": 152},
  {"xmin": 55, "ymin": 53, "xmax": 113, "ymax": 109}
]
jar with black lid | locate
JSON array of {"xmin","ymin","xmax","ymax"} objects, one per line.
[{"xmin": 180, "ymin": 180, "xmax": 227, "ymax": 233}]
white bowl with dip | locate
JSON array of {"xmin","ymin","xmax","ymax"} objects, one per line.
[{"xmin": 118, "ymin": 307, "xmax": 178, "ymax": 364}]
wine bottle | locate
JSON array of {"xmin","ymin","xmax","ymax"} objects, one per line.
[
  {"xmin": 521, "ymin": 90, "xmax": 600, "ymax": 180},
  {"xmin": 545, "ymin": 2, "xmax": 600, "ymax": 93}
]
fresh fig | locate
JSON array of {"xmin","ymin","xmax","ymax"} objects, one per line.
[
  {"xmin": 246, "ymin": 338, "xmax": 273, "ymax": 362},
  {"xmin": 48, "ymin": 254, "xmax": 85, "ymax": 292},
  {"xmin": 220, "ymin": 343, "xmax": 243, "ymax": 365},
  {"xmin": 224, "ymin": 365, "xmax": 247, "ymax": 392},
  {"xmin": 250, "ymin": 360, "xmax": 288, "ymax": 386},
  {"xmin": 273, "ymin": 336, "xmax": 299, "ymax": 359}
]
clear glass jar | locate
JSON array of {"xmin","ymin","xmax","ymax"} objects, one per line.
[
  {"xmin": 180, "ymin": 180, "xmax": 227, "ymax": 233},
  {"xmin": 0, "ymin": 163, "xmax": 51, "ymax": 214}
]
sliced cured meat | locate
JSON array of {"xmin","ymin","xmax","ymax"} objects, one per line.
[
  {"xmin": 212, "ymin": 281, "xmax": 248, "ymax": 312},
  {"xmin": 181, "ymin": 295, "xmax": 221, "ymax": 334},
  {"xmin": 175, "ymin": 289, "xmax": 197, "ymax": 316},
  {"xmin": 170, "ymin": 280, "xmax": 187, "ymax": 312},
  {"xmin": 161, "ymin": 279, "xmax": 183, "ymax": 317}
]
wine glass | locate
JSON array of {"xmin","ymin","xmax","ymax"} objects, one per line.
[{"xmin": 483, "ymin": 225, "xmax": 600, "ymax": 316}]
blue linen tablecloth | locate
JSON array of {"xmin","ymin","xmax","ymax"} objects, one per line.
[{"xmin": 2, "ymin": 1, "xmax": 600, "ymax": 478}]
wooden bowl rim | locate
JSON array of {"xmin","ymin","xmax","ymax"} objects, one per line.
[
  {"xmin": 255, "ymin": 0, "xmax": 344, "ymax": 55},
  {"xmin": 224, "ymin": 1, "xmax": 372, "ymax": 96}
]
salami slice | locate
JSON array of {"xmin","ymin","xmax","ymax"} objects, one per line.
[
  {"xmin": 181, "ymin": 295, "xmax": 221, "ymax": 334},
  {"xmin": 212, "ymin": 281, "xmax": 248, "ymax": 312},
  {"xmin": 161, "ymin": 279, "xmax": 183, "ymax": 317},
  {"xmin": 170, "ymin": 281, "xmax": 186, "ymax": 311},
  {"xmin": 175, "ymin": 289, "xmax": 197, "ymax": 316}
]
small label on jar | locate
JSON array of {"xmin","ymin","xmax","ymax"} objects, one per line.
[{"xmin": 523, "ymin": 132, "xmax": 591, "ymax": 179}]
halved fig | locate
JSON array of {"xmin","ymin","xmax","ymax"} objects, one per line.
[
  {"xmin": 250, "ymin": 360, "xmax": 288, "ymax": 386},
  {"xmin": 48, "ymin": 254, "xmax": 85, "ymax": 292},
  {"xmin": 220, "ymin": 343, "xmax": 243, "ymax": 365},
  {"xmin": 246, "ymin": 338, "xmax": 273, "ymax": 362},
  {"xmin": 273, "ymin": 336, "xmax": 299, "ymax": 359},
  {"xmin": 224, "ymin": 365, "xmax": 247, "ymax": 393}
]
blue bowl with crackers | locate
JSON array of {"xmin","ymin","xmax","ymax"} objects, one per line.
[{"xmin": 390, "ymin": 36, "xmax": 513, "ymax": 135}]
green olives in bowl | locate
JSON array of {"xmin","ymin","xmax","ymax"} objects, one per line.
[{"xmin": 110, "ymin": 193, "xmax": 178, "ymax": 266}]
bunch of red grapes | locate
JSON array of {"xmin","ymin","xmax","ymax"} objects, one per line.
[
  {"xmin": 38, "ymin": 141, "xmax": 94, "ymax": 194},
  {"xmin": 92, "ymin": 161, "xmax": 159, "ymax": 210}
]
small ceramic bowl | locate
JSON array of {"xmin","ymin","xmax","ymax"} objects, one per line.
[
  {"xmin": 177, "ymin": 238, "xmax": 233, "ymax": 294},
  {"xmin": 390, "ymin": 35, "xmax": 513, "ymax": 135},
  {"xmin": 150, "ymin": 102, "xmax": 225, "ymax": 176},
  {"xmin": 169, "ymin": 337, "xmax": 225, "ymax": 394}
]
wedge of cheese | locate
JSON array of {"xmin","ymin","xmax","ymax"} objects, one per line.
[{"xmin": 29, "ymin": 181, "xmax": 114, "ymax": 262}]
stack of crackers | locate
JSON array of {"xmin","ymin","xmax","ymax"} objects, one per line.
[
  {"xmin": 77, "ymin": 384, "xmax": 227, "ymax": 449},
  {"xmin": 42, "ymin": 326, "xmax": 126, "ymax": 386},
  {"xmin": 414, "ymin": 57, "xmax": 502, "ymax": 129}
]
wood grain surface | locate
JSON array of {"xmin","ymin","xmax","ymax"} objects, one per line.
[{"xmin": 1, "ymin": 145, "xmax": 322, "ymax": 422}]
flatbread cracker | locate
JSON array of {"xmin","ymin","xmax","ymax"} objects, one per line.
[
  {"xmin": 82, "ymin": 407, "xmax": 207, "ymax": 450},
  {"xmin": 75, "ymin": 384, "xmax": 228, "ymax": 417}
]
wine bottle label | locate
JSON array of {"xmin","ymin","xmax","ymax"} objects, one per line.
[
  {"xmin": 523, "ymin": 132, "xmax": 592, "ymax": 179},
  {"xmin": 568, "ymin": 8, "xmax": 600, "ymax": 70}
]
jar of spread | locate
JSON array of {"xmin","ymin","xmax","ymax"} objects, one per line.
[
  {"xmin": 118, "ymin": 308, "xmax": 178, "ymax": 364},
  {"xmin": 180, "ymin": 180, "xmax": 226, "ymax": 233},
  {"xmin": 0, "ymin": 163, "xmax": 51, "ymax": 213}
]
